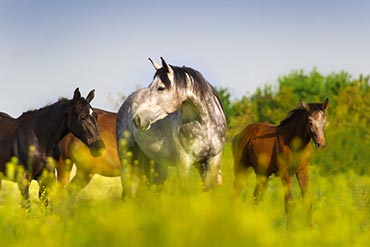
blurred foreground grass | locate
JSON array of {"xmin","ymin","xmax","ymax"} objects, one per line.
[{"xmin": 0, "ymin": 144, "xmax": 370, "ymax": 246}]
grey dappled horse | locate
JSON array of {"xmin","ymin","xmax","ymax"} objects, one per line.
[{"xmin": 116, "ymin": 58, "xmax": 226, "ymax": 197}]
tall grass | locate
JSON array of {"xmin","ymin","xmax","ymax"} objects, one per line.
[{"xmin": 0, "ymin": 144, "xmax": 369, "ymax": 246}]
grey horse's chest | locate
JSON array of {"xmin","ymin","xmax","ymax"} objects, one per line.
[{"xmin": 133, "ymin": 119, "xmax": 210, "ymax": 165}]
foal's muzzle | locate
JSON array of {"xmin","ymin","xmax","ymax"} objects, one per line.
[{"xmin": 312, "ymin": 135, "xmax": 326, "ymax": 149}]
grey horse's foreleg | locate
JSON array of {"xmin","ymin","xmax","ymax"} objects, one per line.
[
  {"xmin": 203, "ymin": 153, "xmax": 223, "ymax": 191},
  {"xmin": 152, "ymin": 162, "xmax": 168, "ymax": 186}
]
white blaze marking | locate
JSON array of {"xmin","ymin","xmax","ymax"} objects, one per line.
[{"xmin": 89, "ymin": 108, "xmax": 94, "ymax": 116}]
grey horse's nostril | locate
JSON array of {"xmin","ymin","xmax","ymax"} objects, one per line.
[{"xmin": 133, "ymin": 116, "xmax": 141, "ymax": 127}]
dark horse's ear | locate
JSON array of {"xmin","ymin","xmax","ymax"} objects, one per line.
[
  {"xmin": 299, "ymin": 99, "xmax": 310, "ymax": 112},
  {"xmin": 160, "ymin": 57, "xmax": 173, "ymax": 75},
  {"xmin": 86, "ymin": 89, "xmax": 95, "ymax": 103},
  {"xmin": 73, "ymin": 88, "xmax": 81, "ymax": 103},
  {"xmin": 322, "ymin": 98, "xmax": 329, "ymax": 110}
]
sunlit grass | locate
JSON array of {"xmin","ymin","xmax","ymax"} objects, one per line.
[{"xmin": 0, "ymin": 144, "xmax": 369, "ymax": 246}]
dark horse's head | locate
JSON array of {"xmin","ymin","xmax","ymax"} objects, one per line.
[
  {"xmin": 300, "ymin": 98, "xmax": 329, "ymax": 149},
  {"xmin": 66, "ymin": 88, "xmax": 105, "ymax": 156}
]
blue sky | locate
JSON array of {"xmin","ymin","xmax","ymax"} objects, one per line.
[{"xmin": 1, "ymin": 0, "xmax": 369, "ymax": 116}]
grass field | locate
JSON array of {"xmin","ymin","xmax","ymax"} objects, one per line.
[{"xmin": 1, "ymin": 144, "xmax": 370, "ymax": 246}]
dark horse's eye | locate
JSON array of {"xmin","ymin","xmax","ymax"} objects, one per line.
[{"xmin": 158, "ymin": 86, "xmax": 166, "ymax": 91}]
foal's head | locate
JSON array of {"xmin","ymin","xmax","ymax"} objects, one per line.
[
  {"xmin": 300, "ymin": 98, "xmax": 329, "ymax": 148},
  {"xmin": 66, "ymin": 88, "xmax": 105, "ymax": 156}
]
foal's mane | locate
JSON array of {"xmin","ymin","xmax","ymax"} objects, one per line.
[
  {"xmin": 278, "ymin": 108, "xmax": 306, "ymax": 127},
  {"xmin": 278, "ymin": 103, "xmax": 325, "ymax": 127}
]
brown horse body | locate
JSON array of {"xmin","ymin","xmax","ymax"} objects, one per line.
[
  {"xmin": 233, "ymin": 99, "xmax": 328, "ymax": 226},
  {"xmin": 57, "ymin": 108, "xmax": 119, "ymax": 195}
]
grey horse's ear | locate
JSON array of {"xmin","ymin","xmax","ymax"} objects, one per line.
[
  {"xmin": 322, "ymin": 98, "xmax": 329, "ymax": 110},
  {"xmin": 160, "ymin": 57, "xmax": 173, "ymax": 75},
  {"xmin": 86, "ymin": 89, "xmax": 95, "ymax": 103},
  {"xmin": 148, "ymin": 58, "xmax": 161, "ymax": 70},
  {"xmin": 299, "ymin": 99, "xmax": 310, "ymax": 112},
  {"xmin": 73, "ymin": 88, "xmax": 81, "ymax": 103}
]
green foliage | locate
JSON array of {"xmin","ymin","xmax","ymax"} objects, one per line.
[{"xmin": 215, "ymin": 87, "xmax": 233, "ymax": 125}]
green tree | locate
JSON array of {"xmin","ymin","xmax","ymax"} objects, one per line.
[{"xmin": 215, "ymin": 87, "xmax": 234, "ymax": 125}]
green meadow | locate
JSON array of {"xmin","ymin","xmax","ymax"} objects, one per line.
[
  {"xmin": 1, "ymin": 70, "xmax": 370, "ymax": 246},
  {"xmin": 1, "ymin": 144, "xmax": 370, "ymax": 246}
]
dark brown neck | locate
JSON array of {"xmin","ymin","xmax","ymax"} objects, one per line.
[
  {"xmin": 278, "ymin": 111, "xmax": 311, "ymax": 149},
  {"xmin": 31, "ymin": 100, "xmax": 72, "ymax": 155}
]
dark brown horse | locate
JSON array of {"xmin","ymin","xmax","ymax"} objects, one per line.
[
  {"xmin": 232, "ymin": 98, "xmax": 328, "ymax": 226},
  {"xmin": 57, "ymin": 109, "xmax": 119, "ymax": 196},
  {"xmin": 0, "ymin": 88, "xmax": 105, "ymax": 208}
]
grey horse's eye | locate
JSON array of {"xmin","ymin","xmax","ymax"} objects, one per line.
[{"xmin": 158, "ymin": 86, "xmax": 166, "ymax": 91}]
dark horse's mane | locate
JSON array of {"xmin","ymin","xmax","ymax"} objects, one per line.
[
  {"xmin": 19, "ymin": 98, "xmax": 70, "ymax": 118},
  {"xmin": 278, "ymin": 103, "xmax": 325, "ymax": 127},
  {"xmin": 155, "ymin": 65, "xmax": 224, "ymax": 109}
]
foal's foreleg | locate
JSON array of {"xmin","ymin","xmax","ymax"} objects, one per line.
[
  {"xmin": 233, "ymin": 163, "xmax": 252, "ymax": 198},
  {"xmin": 281, "ymin": 175, "xmax": 293, "ymax": 228},
  {"xmin": 253, "ymin": 174, "xmax": 268, "ymax": 204},
  {"xmin": 296, "ymin": 166, "xmax": 312, "ymax": 227}
]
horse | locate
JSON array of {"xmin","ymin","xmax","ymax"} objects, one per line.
[
  {"xmin": 57, "ymin": 109, "xmax": 119, "ymax": 196},
  {"xmin": 116, "ymin": 57, "xmax": 226, "ymax": 197},
  {"xmin": 232, "ymin": 98, "xmax": 328, "ymax": 227},
  {"xmin": 0, "ymin": 88, "xmax": 105, "ymax": 208},
  {"xmin": 0, "ymin": 113, "xmax": 17, "ymax": 140}
]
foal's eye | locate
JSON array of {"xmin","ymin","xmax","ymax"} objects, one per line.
[{"xmin": 158, "ymin": 86, "xmax": 166, "ymax": 91}]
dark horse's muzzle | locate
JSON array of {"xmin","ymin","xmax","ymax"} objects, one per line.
[{"xmin": 88, "ymin": 139, "xmax": 106, "ymax": 157}]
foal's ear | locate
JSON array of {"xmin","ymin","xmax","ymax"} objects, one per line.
[
  {"xmin": 73, "ymin": 88, "xmax": 81, "ymax": 102},
  {"xmin": 299, "ymin": 99, "xmax": 310, "ymax": 112},
  {"xmin": 160, "ymin": 57, "xmax": 173, "ymax": 75},
  {"xmin": 86, "ymin": 89, "xmax": 95, "ymax": 103},
  {"xmin": 322, "ymin": 98, "xmax": 329, "ymax": 110}
]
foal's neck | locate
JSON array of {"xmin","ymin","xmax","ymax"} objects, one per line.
[{"xmin": 279, "ymin": 111, "xmax": 311, "ymax": 148}]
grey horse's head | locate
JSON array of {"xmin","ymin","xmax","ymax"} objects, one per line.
[{"xmin": 133, "ymin": 57, "xmax": 205, "ymax": 131}]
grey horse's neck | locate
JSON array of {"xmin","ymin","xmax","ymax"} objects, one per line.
[{"xmin": 181, "ymin": 91, "xmax": 225, "ymax": 128}]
